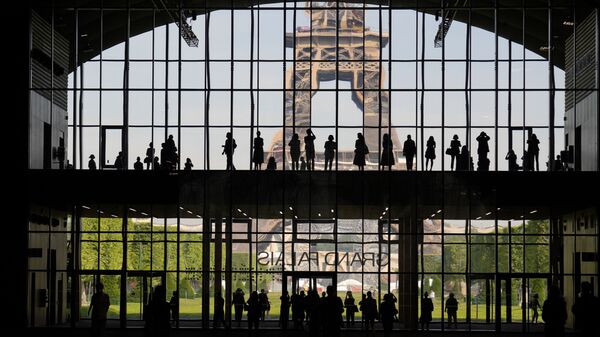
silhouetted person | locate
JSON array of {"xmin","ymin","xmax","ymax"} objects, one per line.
[
  {"xmin": 253, "ymin": 131, "xmax": 264, "ymax": 170},
  {"xmin": 184, "ymin": 158, "xmax": 193, "ymax": 170},
  {"xmin": 403, "ymin": 135, "xmax": 417, "ymax": 171},
  {"xmin": 144, "ymin": 142, "xmax": 155, "ymax": 170},
  {"xmin": 380, "ymin": 294, "xmax": 398, "ymax": 337},
  {"xmin": 363, "ymin": 291, "xmax": 378, "ymax": 333},
  {"xmin": 380, "ymin": 133, "xmax": 395, "ymax": 171},
  {"xmin": 530, "ymin": 293, "xmax": 541, "ymax": 324},
  {"xmin": 280, "ymin": 290, "xmax": 290, "ymax": 329},
  {"xmin": 305, "ymin": 290, "xmax": 321, "ymax": 337},
  {"xmin": 258, "ymin": 289, "xmax": 269, "ymax": 321},
  {"xmin": 164, "ymin": 135, "xmax": 178, "ymax": 171},
  {"xmin": 134, "ymin": 156, "xmax": 144, "ymax": 171},
  {"xmin": 213, "ymin": 292, "xmax": 227, "ymax": 328},
  {"xmin": 148, "ymin": 285, "xmax": 171, "ymax": 337},
  {"xmin": 506, "ymin": 149, "xmax": 519, "ymax": 171},
  {"xmin": 448, "ymin": 134, "xmax": 461, "ymax": 171},
  {"xmin": 160, "ymin": 143, "xmax": 168, "ymax": 170},
  {"xmin": 291, "ymin": 290, "xmax": 305, "ymax": 330},
  {"xmin": 153, "ymin": 157, "xmax": 161, "ymax": 171},
  {"xmin": 324, "ymin": 135, "xmax": 337, "ymax": 170},
  {"xmin": 166, "ymin": 135, "xmax": 176, "ymax": 152},
  {"xmin": 425, "ymin": 136, "xmax": 436, "ymax": 171},
  {"xmin": 476, "ymin": 131, "xmax": 490, "ymax": 163},
  {"xmin": 89, "ymin": 282, "xmax": 110, "ymax": 337},
  {"xmin": 358, "ymin": 293, "xmax": 367, "ymax": 329},
  {"xmin": 57, "ymin": 138, "xmax": 66, "ymax": 169},
  {"xmin": 457, "ymin": 145, "xmax": 470, "ymax": 171},
  {"xmin": 289, "ymin": 133, "xmax": 301, "ymax": 170},
  {"xmin": 232, "ymin": 288, "xmax": 245, "ymax": 327},
  {"xmin": 169, "ymin": 291, "xmax": 179, "ymax": 323},
  {"xmin": 321, "ymin": 285, "xmax": 344, "ymax": 337},
  {"xmin": 522, "ymin": 150, "xmax": 532, "ymax": 171},
  {"xmin": 553, "ymin": 155, "xmax": 564, "ymax": 171},
  {"xmin": 304, "ymin": 129, "xmax": 316, "ymax": 171},
  {"xmin": 344, "ymin": 291, "xmax": 357, "ymax": 327},
  {"xmin": 445, "ymin": 292, "xmax": 458, "ymax": 328},
  {"xmin": 300, "ymin": 156, "xmax": 307, "ymax": 171},
  {"xmin": 572, "ymin": 281, "xmax": 599, "ymax": 336},
  {"xmin": 266, "ymin": 156, "xmax": 276, "ymax": 170},
  {"xmin": 222, "ymin": 132, "xmax": 237, "ymax": 170},
  {"xmin": 353, "ymin": 133, "xmax": 368, "ymax": 171},
  {"xmin": 542, "ymin": 285, "xmax": 567, "ymax": 337},
  {"xmin": 88, "ymin": 154, "xmax": 97, "ymax": 170},
  {"xmin": 478, "ymin": 157, "xmax": 490, "ymax": 171},
  {"xmin": 527, "ymin": 133, "xmax": 540, "ymax": 171},
  {"xmin": 420, "ymin": 291, "xmax": 433, "ymax": 330},
  {"xmin": 246, "ymin": 291, "xmax": 261, "ymax": 334},
  {"xmin": 114, "ymin": 151, "xmax": 124, "ymax": 170}
]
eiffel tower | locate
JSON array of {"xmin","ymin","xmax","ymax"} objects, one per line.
[{"xmin": 268, "ymin": 2, "xmax": 402, "ymax": 170}]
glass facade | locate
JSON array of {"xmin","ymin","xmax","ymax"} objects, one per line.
[{"xmin": 26, "ymin": 0, "xmax": 599, "ymax": 332}]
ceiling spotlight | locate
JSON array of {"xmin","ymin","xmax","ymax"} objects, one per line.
[
  {"xmin": 318, "ymin": 213, "xmax": 321, "ymax": 217},
  {"xmin": 476, "ymin": 216, "xmax": 482, "ymax": 220},
  {"xmin": 436, "ymin": 209, "xmax": 442, "ymax": 213},
  {"xmin": 237, "ymin": 208, "xmax": 242, "ymax": 212},
  {"xmin": 187, "ymin": 210, "xmax": 193, "ymax": 214},
  {"xmin": 497, "ymin": 208, "xmax": 501, "ymax": 211},
  {"xmin": 331, "ymin": 209, "xmax": 334, "ymax": 213},
  {"xmin": 279, "ymin": 211, "xmax": 283, "ymax": 215},
  {"xmin": 141, "ymin": 212, "xmax": 148, "ymax": 216},
  {"xmin": 530, "ymin": 210, "xmax": 538, "ymax": 214},
  {"xmin": 81, "ymin": 205, "xmax": 91, "ymax": 210},
  {"xmin": 243, "ymin": 213, "xmax": 247, "ymax": 216},
  {"xmin": 485, "ymin": 212, "xmax": 492, "ymax": 216},
  {"xmin": 562, "ymin": 17, "xmax": 574, "ymax": 26},
  {"xmin": 294, "ymin": 215, "xmax": 298, "ymax": 219},
  {"xmin": 129, "ymin": 208, "xmax": 137, "ymax": 212},
  {"xmin": 289, "ymin": 206, "xmax": 293, "ymax": 211}
]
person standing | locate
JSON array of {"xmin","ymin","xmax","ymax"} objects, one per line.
[
  {"xmin": 266, "ymin": 157, "xmax": 276, "ymax": 170},
  {"xmin": 213, "ymin": 292, "xmax": 227, "ymax": 329},
  {"xmin": 88, "ymin": 282, "xmax": 110, "ymax": 337},
  {"xmin": 321, "ymin": 286, "xmax": 344, "ymax": 337},
  {"xmin": 246, "ymin": 291, "xmax": 261, "ymax": 335},
  {"xmin": 184, "ymin": 158, "xmax": 193, "ymax": 170},
  {"xmin": 252, "ymin": 131, "xmax": 264, "ymax": 170},
  {"xmin": 530, "ymin": 293, "xmax": 541, "ymax": 324},
  {"xmin": 476, "ymin": 131, "xmax": 490, "ymax": 171},
  {"xmin": 169, "ymin": 291, "xmax": 179, "ymax": 324},
  {"xmin": 280, "ymin": 290, "xmax": 290, "ymax": 329},
  {"xmin": 289, "ymin": 133, "xmax": 301, "ymax": 170},
  {"xmin": 506, "ymin": 149, "xmax": 519, "ymax": 171},
  {"xmin": 380, "ymin": 134, "xmax": 394, "ymax": 171},
  {"xmin": 114, "ymin": 151, "xmax": 124, "ymax": 170},
  {"xmin": 88, "ymin": 154, "xmax": 97, "ymax": 170},
  {"xmin": 542, "ymin": 285, "xmax": 567, "ymax": 337},
  {"xmin": 445, "ymin": 293, "xmax": 458, "ymax": 328},
  {"xmin": 448, "ymin": 135, "xmax": 461, "ymax": 171},
  {"xmin": 527, "ymin": 133, "xmax": 540, "ymax": 171},
  {"xmin": 232, "ymin": 288, "xmax": 245, "ymax": 327},
  {"xmin": 363, "ymin": 291, "xmax": 378, "ymax": 334},
  {"xmin": 425, "ymin": 136, "xmax": 436, "ymax": 171},
  {"xmin": 420, "ymin": 291, "xmax": 433, "ymax": 330},
  {"xmin": 222, "ymin": 132, "xmax": 237, "ymax": 170},
  {"xmin": 291, "ymin": 290, "xmax": 305, "ymax": 330},
  {"xmin": 324, "ymin": 135, "xmax": 337, "ymax": 171},
  {"xmin": 304, "ymin": 129, "xmax": 316, "ymax": 171},
  {"xmin": 403, "ymin": 135, "xmax": 417, "ymax": 171},
  {"xmin": 144, "ymin": 142, "xmax": 155, "ymax": 170},
  {"xmin": 353, "ymin": 133, "xmax": 368, "ymax": 171},
  {"xmin": 380, "ymin": 294, "xmax": 398, "ymax": 337},
  {"xmin": 571, "ymin": 281, "xmax": 599, "ymax": 336},
  {"xmin": 344, "ymin": 291, "xmax": 356, "ymax": 327}
]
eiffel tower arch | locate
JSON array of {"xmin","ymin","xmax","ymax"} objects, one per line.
[{"xmin": 268, "ymin": 2, "xmax": 403, "ymax": 170}]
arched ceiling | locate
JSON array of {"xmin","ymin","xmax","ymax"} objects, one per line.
[{"xmin": 34, "ymin": 0, "xmax": 600, "ymax": 71}]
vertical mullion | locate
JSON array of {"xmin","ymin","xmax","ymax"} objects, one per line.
[
  {"xmin": 420, "ymin": 11, "xmax": 425, "ymax": 172},
  {"xmin": 99, "ymin": 7, "xmax": 104, "ymax": 169},
  {"xmin": 73, "ymin": 6, "xmax": 78, "ymax": 169},
  {"xmin": 495, "ymin": 0, "xmax": 499, "ymax": 172},
  {"xmin": 547, "ymin": 0, "xmax": 555, "ymax": 171},
  {"xmin": 177, "ymin": 1, "xmax": 182, "ymax": 171},
  {"xmin": 165, "ymin": 21, "xmax": 169, "ymax": 144},
  {"xmin": 250, "ymin": 6, "xmax": 255, "ymax": 170},
  {"xmin": 151, "ymin": 9, "xmax": 155, "ymax": 169}
]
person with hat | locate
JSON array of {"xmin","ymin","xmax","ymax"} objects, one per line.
[{"xmin": 88, "ymin": 154, "xmax": 97, "ymax": 170}]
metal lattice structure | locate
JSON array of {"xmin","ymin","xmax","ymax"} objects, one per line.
[{"xmin": 269, "ymin": 2, "xmax": 401, "ymax": 169}]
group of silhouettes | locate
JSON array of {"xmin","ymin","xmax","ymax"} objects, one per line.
[
  {"xmin": 87, "ymin": 281, "xmax": 598, "ymax": 337},
  {"xmin": 86, "ymin": 131, "xmax": 561, "ymax": 172}
]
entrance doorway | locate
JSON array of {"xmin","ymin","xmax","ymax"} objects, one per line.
[
  {"xmin": 497, "ymin": 275, "xmax": 549, "ymax": 332},
  {"xmin": 125, "ymin": 272, "xmax": 165, "ymax": 323}
]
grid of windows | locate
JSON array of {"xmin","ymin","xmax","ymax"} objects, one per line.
[{"xmin": 27, "ymin": 0, "xmax": 599, "ymax": 332}]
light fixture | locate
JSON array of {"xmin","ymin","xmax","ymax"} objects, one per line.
[
  {"xmin": 81, "ymin": 205, "xmax": 91, "ymax": 210},
  {"xmin": 383, "ymin": 211, "xmax": 386, "ymax": 215},
  {"xmin": 294, "ymin": 215, "xmax": 298, "ymax": 219},
  {"xmin": 179, "ymin": 207, "xmax": 184, "ymax": 210},
  {"xmin": 497, "ymin": 208, "xmax": 501, "ymax": 211},
  {"xmin": 243, "ymin": 213, "xmax": 247, "ymax": 216},
  {"xmin": 385, "ymin": 207, "xmax": 389, "ymax": 211},
  {"xmin": 111, "ymin": 214, "xmax": 118, "ymax": 218},
  {"xmin": 530, "ymin": 210, "xmax": 538, "ymax": 214},
  {"xmin": 485, "ymin": 212, "xmax": 492, "ymax": 216},
  {"xmin": 562, "ymin": 17, "xmax": 574, "ymax": 26},
  {"xmin": 476, "ymin": 216, "xmax": 482, "ymax": 220},
  {"xmin": 318, "ymin": 213, "xmax": 321, "ymax": 217},
  {"xmin": 196, "ymin": 215, "xmax": 201, "ymax": 218},
  {"xmin": 289, "ymin": 206, "xmax": 293, "ymax": 211},
  {"xmin": 436, "ymin": 209, "xmax": 442, "ymax": 213},
  {"xmin": 330, "ymin": 209, "xmax": 334, "ymax": 213},
  {"xmin": 279, "ymin": 211, "xmax": 283, "ymax": 215},
  {"xmin": 141, "ymin": 212, "xmax": 148, "ymax": 216},
  {"xmin": 430, "ymin": 214, "xmax": 435, "ymax": 218},
  {"xmin": 237, "ymin": 208, "xmax": 242, "ymax": 212},
  {"xmin": 187, "ymin": 210, "xmax": 193, "ymax": 214},
  {"xmin": 129, "ymin": 208, "xmax": 137, "ymax": 212}
]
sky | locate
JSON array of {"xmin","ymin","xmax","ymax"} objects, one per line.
[{"xmin": 68, "ymin": 3, "xmax": 565, "ymax": 171}]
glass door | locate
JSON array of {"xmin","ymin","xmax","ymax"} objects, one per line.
[
  {"xmin": 125, "ymin": 272, "xmax": 165, "ymax": 323},
  {"xmin": 469, "ymin": 276, "xmax": 494, "ymax": 329}
]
